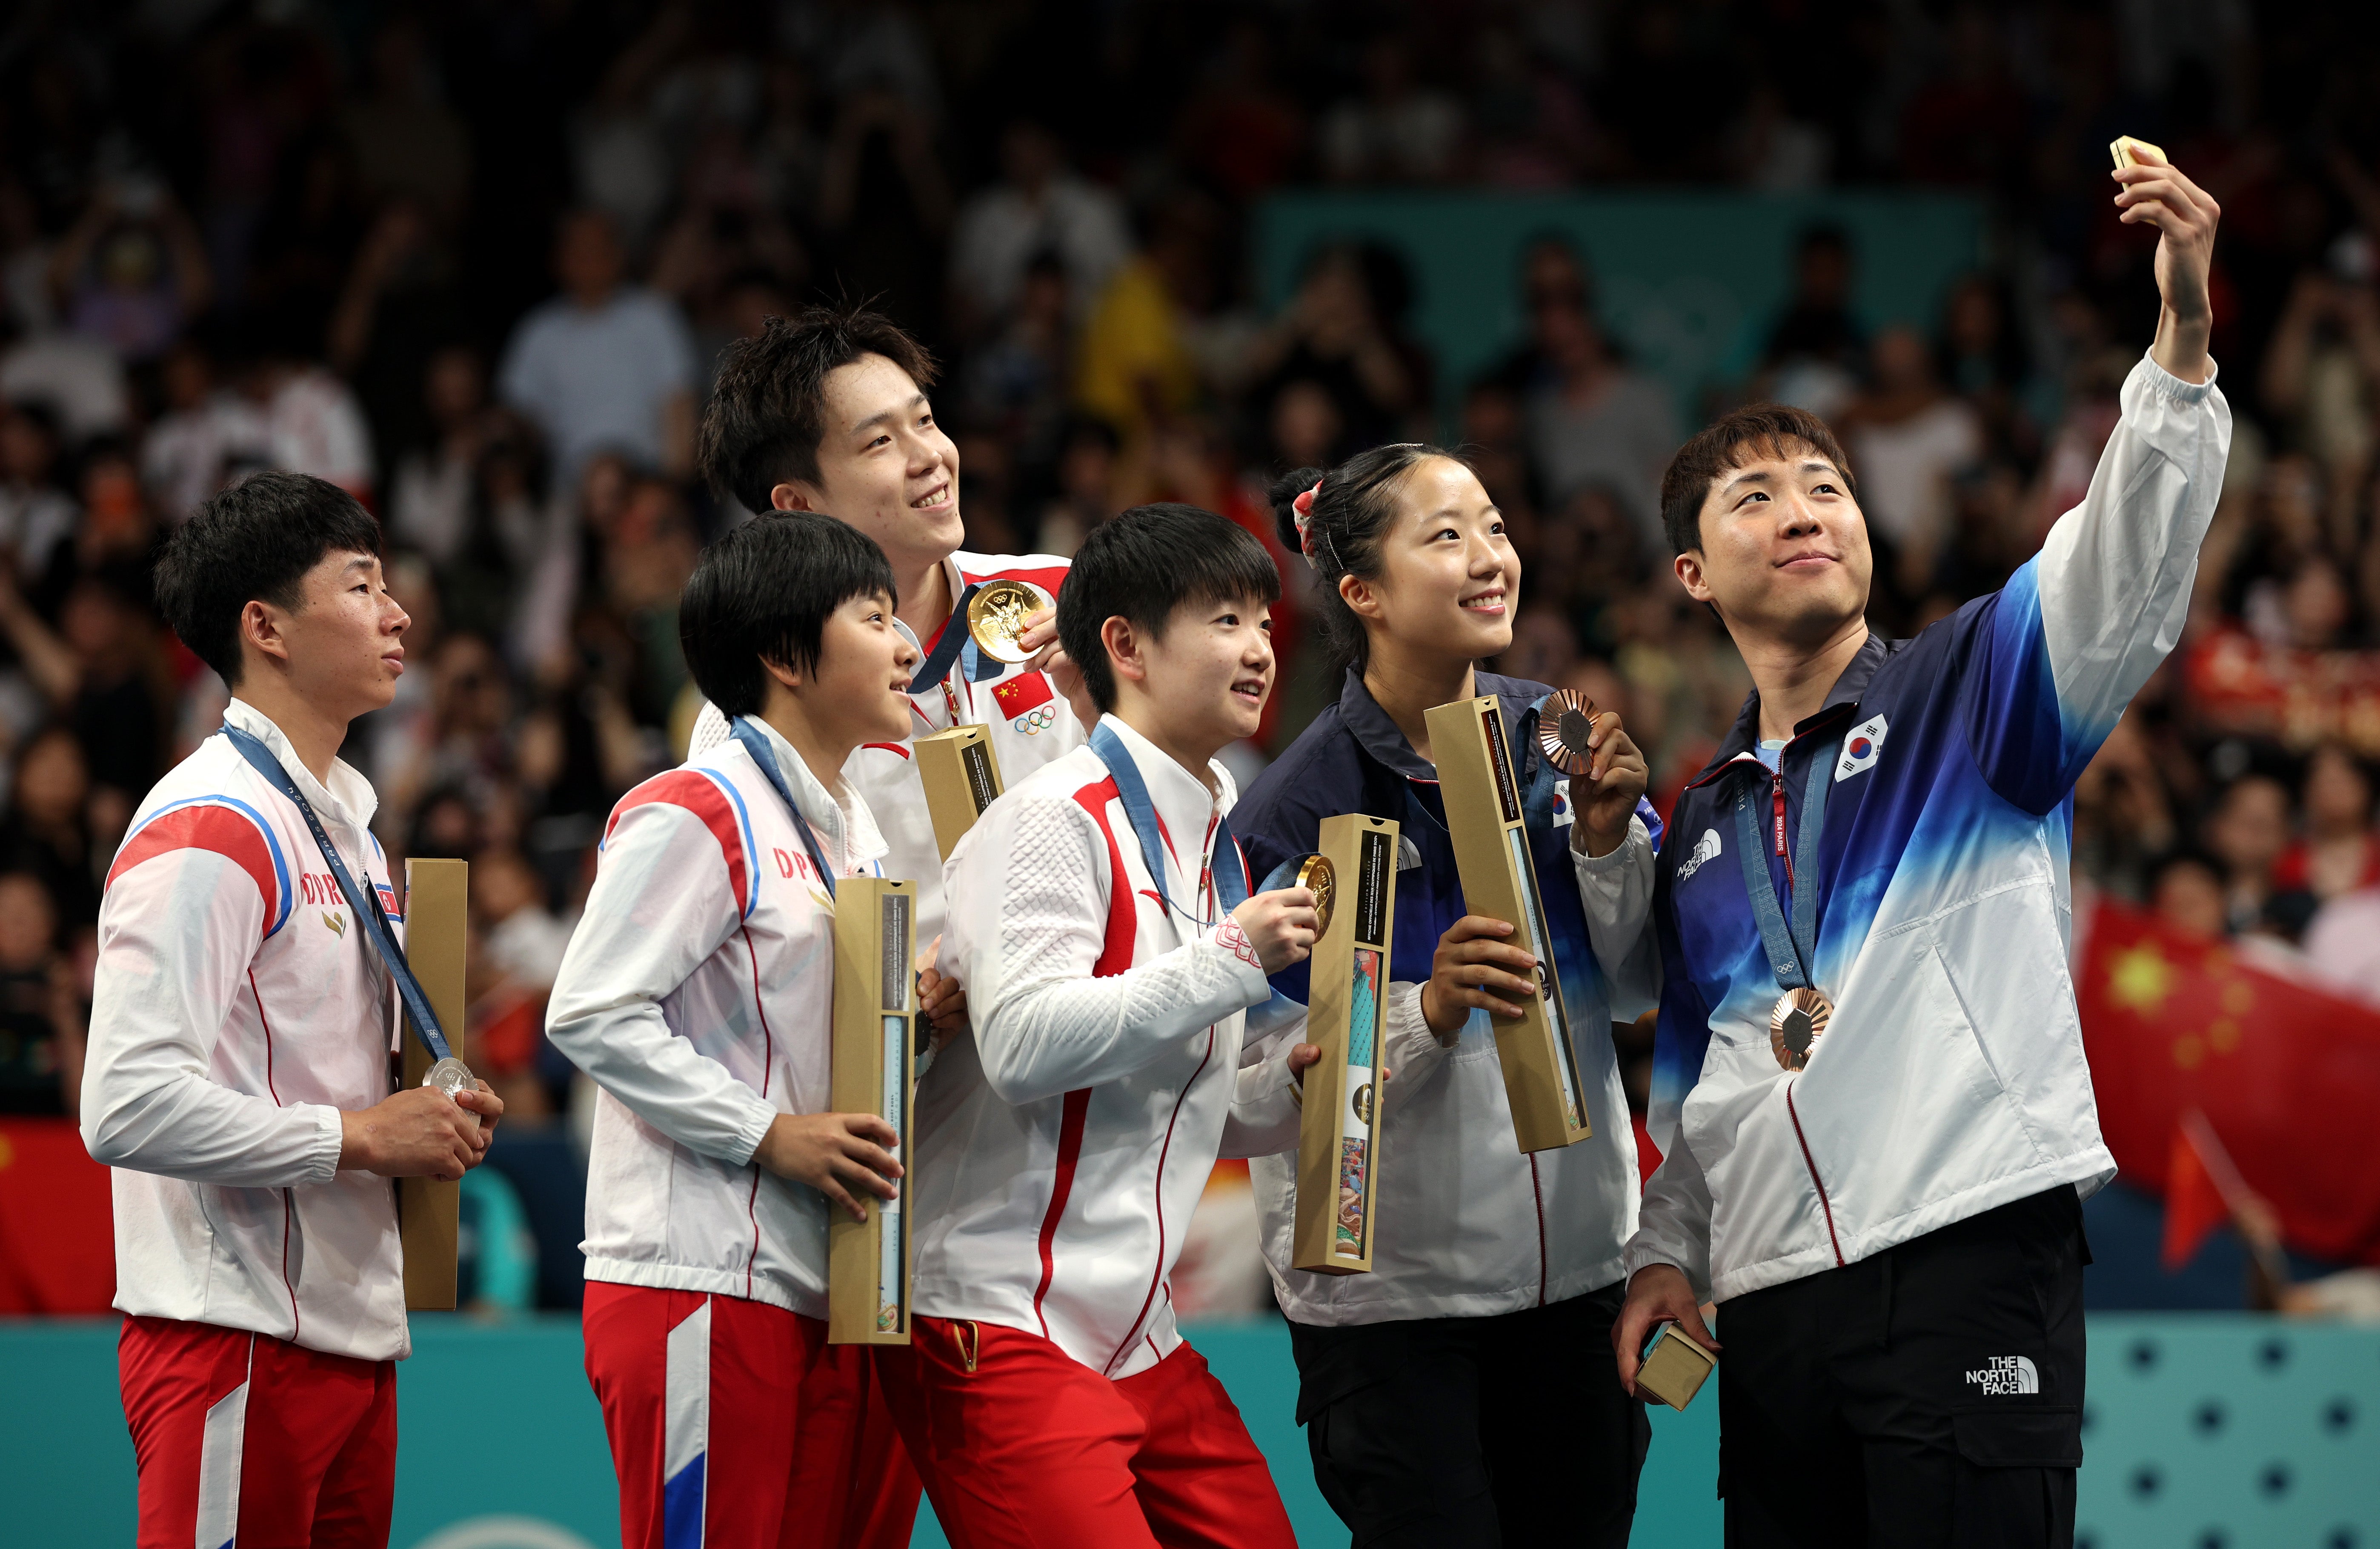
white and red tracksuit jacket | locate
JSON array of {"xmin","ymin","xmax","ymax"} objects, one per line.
[
  {"xmin": 546, "ymin": 717, "xmax": 887, "ymax": 1319},
  {"xmin": 83, "ymin": 697, "xmax": 409, "ymax": 1362},
  {"xmin": 915, "ymin": 717, "xmax": 1304, "ymax": 1380},
  {"xmin": 692, "ymin": 549, "xmax": 1084, "ymax": 946}
]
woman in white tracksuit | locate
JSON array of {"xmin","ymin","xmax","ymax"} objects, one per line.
[{"xmin": 1236, "ymin": 445, "xmax": 1662, "ymax": 1547}]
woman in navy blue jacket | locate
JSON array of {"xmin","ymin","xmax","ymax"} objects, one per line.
[{"xmin": 1236, "ymin": 443, "xmax": 1663, "ymax": 1547}]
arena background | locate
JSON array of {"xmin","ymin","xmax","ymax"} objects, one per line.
[{"xmin": 1, "ymin": 1, "xmax": 2378, "ymax": 1543}]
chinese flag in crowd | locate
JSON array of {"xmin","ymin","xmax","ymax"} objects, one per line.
[{"xmin": 2077, "ymin": 898, "xmax": 2380, "ymax": 1266}]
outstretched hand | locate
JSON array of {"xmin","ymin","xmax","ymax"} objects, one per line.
[{"xmin": 2113, "ymin": 146, "xmax": 2220, "ymax": 385}]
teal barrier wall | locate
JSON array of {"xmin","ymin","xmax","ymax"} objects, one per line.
[
  {"xmin": 4, "ymin": 1314, "xmax": 2371, "ymax": 1546},
  {"xmin": 1251, "ymin": 190, "xmax": 1987, "ymax": 429}
]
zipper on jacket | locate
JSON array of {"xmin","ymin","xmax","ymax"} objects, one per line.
[{"xmin": 1785, "ymin": 1084, "xmax": 1846, "ymax": 1266}]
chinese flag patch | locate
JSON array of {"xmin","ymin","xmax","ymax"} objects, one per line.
[{"xmin": 992, "ymin": 672, "xmax": 1054, "ymax": 720}]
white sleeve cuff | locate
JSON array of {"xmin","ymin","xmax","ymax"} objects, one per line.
[
  {"xmin": 304, "ymin": 1104, "xmax": 345, "ymax": 1183},
  {"xmin": 724, "ymin": 1094, "xmax": 782, "ymax": 1169}
]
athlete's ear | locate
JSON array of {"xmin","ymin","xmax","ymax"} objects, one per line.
[
  {"xmin": 1338, "ymin": 570, "xmax": 1386, "ymax": 627},
  {"xmin": 760, "ymin": 657, "xmax": 804, "ymax": 692},
  {"xmin": 769, "ymin": 481, "xmax": 822, "ymax": 512},
  {"xmin": 1673, "ymin": 549, "xmax": 1716, "ymax": 605},
  {"xmin": 1100, "ymin": 615, "xmax": 1150, "ymax": 688},
  {"xmin": 240, "ymin": 599, "xmax": 295, "ymax": 671}
]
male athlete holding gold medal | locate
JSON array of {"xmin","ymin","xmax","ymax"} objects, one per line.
[
  {"xmin": 692, "ymin": 304, "xmax": 1090, "ymax": 946},
  {"xmin": 1615, "ymin": 145, "xmax": 2226, "ymax": 1543}
]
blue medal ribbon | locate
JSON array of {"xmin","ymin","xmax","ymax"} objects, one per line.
[
  {"xmin": 1088, "ymin": 720, "xmax": 1249, "ymax": 921},
  {"xmin": 1731, "ymin": 743, "xmax": 1836, "ymax": 992},
  {"xmin": 221, "ymin": 722, "xmax": 455, "ymax": 1065},
  {"xmin": 907, "ymin": 583, "xmax": 984, "ymax": 694},
  {"xmin": 728, "ymin": 718, "xmax": 842, "ymax": 899}
]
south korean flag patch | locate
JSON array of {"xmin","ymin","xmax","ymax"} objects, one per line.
[
  {"xmin": 1836, "ymin": 714, "xmax": 1888, "ymax": 781},
  {"xmin": 1551, "ymin": 778, "xmax": 1574, "ymax": 829}
]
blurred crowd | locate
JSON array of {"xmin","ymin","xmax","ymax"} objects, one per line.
[{"xmin": 0, "ymin": 0, "xmax": 2377, "ymax": 1202}]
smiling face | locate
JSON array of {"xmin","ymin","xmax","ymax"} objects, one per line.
[
  {"xmin": 778, "ymin": 353, "xmax": 961, "ymax": 578},
  {"xmin": 1343, "ymin": 455, "xmax": 1519, "ymax": 670},
  {"xmin": 1674, "ymin": 443, "xmax": 1872, "ymax": 650},
  {"xmin": 254, "ymin": 549, "xmax": 411, "ymax": 720},
  {"xmin": 788, "ymin": 589, "xmax": 921, "ymax": 751},
  {"xmin": 1110, "ymin": 595, "xmax": 1277, "ymax": 765}
]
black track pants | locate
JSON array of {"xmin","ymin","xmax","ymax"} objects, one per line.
[
  {"xmin": 1717, "ymin": 1186, "xmax": 2089, "ymax": 1548},
  {"xmin": 1289, "ymin": 1280, "xmax": 1651, "ymax": 1548}
]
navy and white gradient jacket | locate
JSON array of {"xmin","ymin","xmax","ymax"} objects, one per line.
[
  {"xmin": 1626, "ymin": 353, "xmax": 2231, "ymax": 1303},
  {"xmin": 1238, "ymin": 670, "xmax": 1662, "ymax": 1326}
]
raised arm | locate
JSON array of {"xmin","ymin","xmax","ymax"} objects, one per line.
[{"xmin": 1965, "ymin": 150, "xmax": 2230, "ymax": 811}]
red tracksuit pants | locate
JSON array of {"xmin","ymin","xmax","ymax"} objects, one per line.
[
  {"xmin": 119, "ymin": 1315, "xmax": 398, "ymax": 1549},
  {"xmin": 581, "ymin": 1281, "xmax": 921, "ymax": 1549},
  {"xmin": 878, "ymin": 1316, "xmax": 1296, "ymax": 1549}
]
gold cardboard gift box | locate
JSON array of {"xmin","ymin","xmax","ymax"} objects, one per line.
[
  {"xmin": 915, "ymin": 725, "xmax": 1005, "ymax": 862},
  {"xmin": 398, "ymin": 857, "xmax": 467, "ymax": 1311},
  {"xmin": 1293, "ymin": 814, "xmax": 1399, "ymax": 1275},
  {"xmin": 828, "ymin": 878, "xmax": 917, "ymax": 1344},
  {"xmin": 1422, "ymin": 694, "xmax": 1593, "ymax": 1153},
  {"xmin": 1636, "ymin": 1321, "xmax": 1717, "ymax": 1411}
]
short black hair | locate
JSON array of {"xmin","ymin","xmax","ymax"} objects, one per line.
[
  {"xmin": 678, "ymin": 510, "xmax": 898, "ymax": 718},
  {"xmin": 154, "ymin": 471, "xmax": 384, "ymax": 687},
  {"xmin": 1657, "ymin": 404, "xmax": 1857, "ymax": 556},
  {"xmin": 698, "ymin": 303, "xmax": 940, "ymax": 514},
  {"xmin": 1058, "ymin": 503, "xmax": 1280, "ymax": 714}
]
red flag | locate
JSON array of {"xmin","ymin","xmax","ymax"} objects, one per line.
[
  {"xmin": 2078, "ymin": 898, "xmax": 2380, "ymax": 1265},
  {"xmin": 2160, "ymin": 1120, "xmax": 2231, "ymax": 1269}
]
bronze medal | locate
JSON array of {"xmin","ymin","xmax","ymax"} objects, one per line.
[
  {"xmin": 966, "ymin": 579, "xmax": 1056, "ymax": 665},
  {"xmin": 1769, "ymin": 987, "xmax": 1833, "ymax": 1071},
  {"xmin": 1537, "ymin": 688, "xmax": 1598, "ymax": 776},
  {"xmin": 1293, "ymin": 853, "xmax": 1336, "ymax": 939}
]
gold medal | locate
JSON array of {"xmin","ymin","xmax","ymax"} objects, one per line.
[
  {"xmin": 1769, "ymin": 987, "xmax": 1833, "ymax": 1071},
  {"xmin": 1537, "ymin": 688, "xmax": 1598, "ymax": 776},
  {"xmin": 1293, "ymin": 853, "xmax": 1336, "ymax": 938},
  {"xmin": 966, "ymin": 579, "xmax": 1056, "ymax": 665}
]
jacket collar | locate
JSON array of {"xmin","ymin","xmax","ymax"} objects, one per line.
[
  {"xmin": 1336, "ymin": 666, "xmax": 1545, "ymax": 781},
  {"xmin": 225, "ymin": 697, "xmax": 378, "ymax": 830},
  {"xmin": 736, "ymin": 716, "xmax": 889, "ymax": 869},
  {"xmin": 1092, "ymin": 715, "xmax": 1236, "ymax": 883},
  {"xmin": 1683, "ymin": 630, "xmax": 1896, "ymax": 792}
]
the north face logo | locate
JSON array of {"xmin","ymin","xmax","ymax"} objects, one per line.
[
  {"xmin": 1965, "ymin": 1356, "xmax": 2039, "ymax": 1395},
  {"xmin": 1676, "ymin": 828, "xmax": 1723, "ymax": 881}
]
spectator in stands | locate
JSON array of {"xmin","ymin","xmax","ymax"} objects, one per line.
[
  {"xmin": 0, "ymin": 400, "xmax": 77, "ymax": 581},
  {"xmin": 0, "ymin": 726, "xmax": 98, "ymax": 929},
  {"xmin": 2152, "ymin": 852, "xmax": 2230, "ymax": 940},
  {"xmin": 240, "ymin": 322, "xmax": 379, "ymax": 503},
  {"xmin": 139, "ymin": 334, "xmax": 267, "ymax": 525},
  {"xmin": 498, "ymin": 209, "xmax": 698, "ymax": 489},
  {"xmin": 0, "ymin": 869, "xmax": 80, "ymax": 1115},
  {"xmin": 1522, "ymin": 278, "xmax": 1678, "ymax": 552},
  {"xmin": 1837, "ymin": 324, "xmax": 1985, "ymax": 600},
  {"xmin": 2275, "ymin": 746, "xmax": 2379, "ymax": 902},
  {"xmin": 948, "ymin": 119, "xmax": 1129, "ymax": 340},
  {"xmin": 2205, "ymin": 774, "xmax": 2293, "ymax": 936},
  {"xmin": 1246, "ymin": 244, "xmax": 1429, "ymax": 457},
  {"xmin": 1318, "ymin": 33, "xmax": 1465, "ymax": 183},
  {"xmin": 45, "ymin": 179, "xmax": 212, "ymax": 365},
  {"xmin": 1759, "ymin": 225, "xmax": 1865, "ymax": 420}
]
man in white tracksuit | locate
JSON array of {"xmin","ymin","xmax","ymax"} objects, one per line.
[
  {"xmin": 1614, "ymin": 149, "xmax": 2228, "ymax": 1544},
  {"xmin": 87, "ymin": 471, "xmax": 499, "ymax": 1549}
]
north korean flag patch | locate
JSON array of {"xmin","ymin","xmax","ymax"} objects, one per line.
[
  {"xmin": 1835, "ymin": 714, "xmax": 1888, "ymax": 781},
  {"xmin": 375, "ymin": 882, "xmax": 403, "ymax": 921},
  {"xmin": 992, "ymin": 671, "xmax": 1056, "ymax": 732}
]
